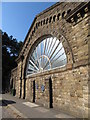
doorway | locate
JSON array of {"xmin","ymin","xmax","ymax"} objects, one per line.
[
  {"xmin": 49, "ymin": 77, "xmax": 53, "ymax": 108},
  {"xmin": 33, "ymin": 80, "xmax": 35, "ymax": 103}
]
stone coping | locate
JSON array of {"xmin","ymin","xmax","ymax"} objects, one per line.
[
  {"xmin": 25, "ymin": 60, "xmax": 89, "ymax": 79},
  {"xmin": 26, "ymin": 64, "xmax": 72, "ymax": 79}
]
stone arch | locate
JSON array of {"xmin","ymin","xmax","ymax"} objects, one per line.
[
  {"xmin": 23, "ymin": 34, "xmax": 52, "ymax": 76},
  {"xmin": 50, "ymin": 30, "xmax": 74, "ymax": 65},
  {"xmin": 22, "ymin": 30, "xmax": 74, "ymax": 99},
  {"xmin": 23, "ymin": 32, "xmax": 74, "ymax": 78}
]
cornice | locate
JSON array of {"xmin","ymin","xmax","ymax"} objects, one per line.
[{"xmin": 65, "ymin": 2, "xmax": 90, "ymax": 25}]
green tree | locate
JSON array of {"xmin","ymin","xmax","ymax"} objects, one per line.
[{"xmin": 2, "ymin": 31, "xmax": 23, "ymax": 92}]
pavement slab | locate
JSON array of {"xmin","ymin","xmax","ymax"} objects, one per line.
[
  {"xmin": 2, "ymin": 93, "xmax": 75, "ymax": 118},
  {"xmin": 23, "ymin": 102, "xmax": 39, "ymax": 108}
]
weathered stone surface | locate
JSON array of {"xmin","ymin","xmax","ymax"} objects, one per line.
[{"xmin": 10, "ymin": 2, "xmax": 90, "ymax": 118}]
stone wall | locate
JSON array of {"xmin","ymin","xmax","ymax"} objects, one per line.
[
  {"xmin": 10, "ymin": 67, "xmax": 17, "ymax": 89},
  {"xmin": 11, "ymin": 2, "xmax": 90, "ymax": 118},
  {"xmin": 25, "ymin": 65, "xmax": 88, "ymax": 118}
]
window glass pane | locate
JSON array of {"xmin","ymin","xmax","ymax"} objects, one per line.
[{"xmin": 26, "ymin": 37, "xmax": 67, "ymax": 76}]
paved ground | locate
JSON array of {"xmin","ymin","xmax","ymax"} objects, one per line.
[
  {"xmin": 2, "ymin": 93, "xmax": 75, "ymax": 119},
  {"xmin": 2, "ymin": 106, "xmax": 15, "ymax": 118}
]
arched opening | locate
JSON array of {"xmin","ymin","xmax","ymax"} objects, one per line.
[
  {"xmin": 26, "ymin": 36, "xmax": 67, "ymax": 76},
  {"xmin": 46, "ymin": 18, "xmax": 48, "ymax": 24},
  {"xmin": 57, "ymin": 13, "xmax": 60, "ymax": 20},
  {"xmin": 67, "ymin": 9, "xmax": 71, "ymax": 14},
  {"xmin": 49, "ymin": 16, "xmax": 52, "ymax": 23},
  {"xmin": 43, "ymin": 19, "xmax": 45, "ymax": 25},
  {"xmin": 53, "ymin": 15, "xmax": 56, "ymax": 22},
  {"xmin": 62, "ymin": 11, "xmax": 65, "ymax": 18}
]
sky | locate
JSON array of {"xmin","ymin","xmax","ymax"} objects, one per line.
[{"xmin": 2, "ymin": 2, "xmax": 55, "ymax": 42}]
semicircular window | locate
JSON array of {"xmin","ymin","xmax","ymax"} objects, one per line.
[{"xmin": 26, "ymin": 37, "xmax": 67, "ymax": 75}]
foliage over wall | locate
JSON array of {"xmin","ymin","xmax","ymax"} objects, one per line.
[{"xmin": 2, "ymin": 30, "xmax": 23, "ymax": 91}]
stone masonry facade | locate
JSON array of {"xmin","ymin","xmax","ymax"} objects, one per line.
[{"xmin": 10, "ymin": 2, "xmax": 90, "ymax": 118}]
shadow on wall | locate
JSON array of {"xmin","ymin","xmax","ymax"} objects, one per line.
[{"xmin": 0, "ymin": 99, "xmax": 16, "ymax": 106}]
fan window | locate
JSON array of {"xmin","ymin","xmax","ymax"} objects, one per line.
[{"xmin": 26, "ymin": 37, "xmax": 67, "ymax": 75}]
